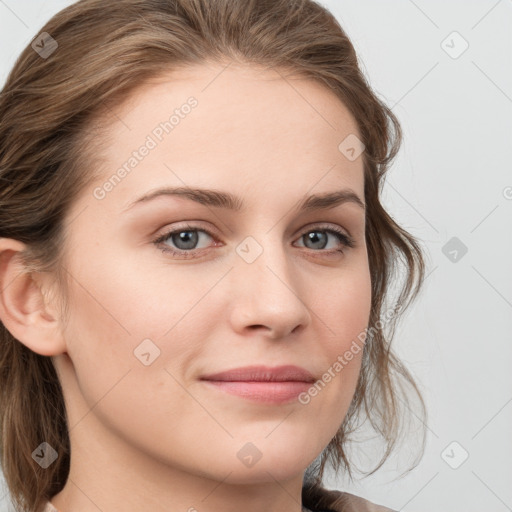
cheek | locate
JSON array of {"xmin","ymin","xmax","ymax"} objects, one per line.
[
  {"xmin": 59, "ymin": 261, "xmax": 210, "ymax": 454},
  {"xmin": 61, "ymin": 247, "xmax": 218, "ymax": 406},
  {"xmin": 321, "ymin": 256, "xmax": 372, "ymax": 352},
  {"xmin": 305, "ymin": 258, "xmax": 371, "ymax": 414}
]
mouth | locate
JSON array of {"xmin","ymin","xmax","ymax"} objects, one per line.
[{"xmin": 199, "ymin": 365, "xmax": 316, "ymax": 404}]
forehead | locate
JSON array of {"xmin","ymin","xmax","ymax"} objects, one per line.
[
  {"xmin": 110, "ymin": 61, "xmax": 361, "ymax": 142},
  {"xmin": 85, "ymin": 61, "xmax": 365, "ymax": 214}
]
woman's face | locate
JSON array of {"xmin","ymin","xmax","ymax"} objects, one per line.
[{"xmin": 54, "ymin": 62, "xmax": 371, "ymax": 485}]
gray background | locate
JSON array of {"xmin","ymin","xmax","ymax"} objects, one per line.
[{"xmin": 1, "ymin": 1, "xmax": 511, "ymax": 511}]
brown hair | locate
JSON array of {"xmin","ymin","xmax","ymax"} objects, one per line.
[{"xmin": 0, "ymin": 1, "xmax": 427, "ymax": 511}]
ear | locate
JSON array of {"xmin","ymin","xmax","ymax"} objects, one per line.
[{"xmin": 0, "ymin": 237, "xmax": 67, "ymax": 356}]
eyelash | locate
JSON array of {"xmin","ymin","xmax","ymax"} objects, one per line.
[{"xmin": 152, "ymin": 223, "xmax": 356, "ymax": 259}]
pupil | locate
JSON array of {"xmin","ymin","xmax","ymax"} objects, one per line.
[
  {"xmin": 173, "ymin": 230, "xmax": 198, "ymax": 249},
  {"xmin": 306, "ymin": 231, "xmax": 327, "ymax": 249}
]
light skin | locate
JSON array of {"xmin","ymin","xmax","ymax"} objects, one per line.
[{"xmin": 0, "ymin": 62, "xmax": 371, "ymax": 512}]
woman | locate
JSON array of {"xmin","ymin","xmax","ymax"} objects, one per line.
[{"xmin": 0, "ymin": 1, "xmax": 427, "ymax": 511}]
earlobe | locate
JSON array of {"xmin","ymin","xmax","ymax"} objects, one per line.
[{"xmin": 0, "ymin": 238, "xmax": 66, "ymax": 356}]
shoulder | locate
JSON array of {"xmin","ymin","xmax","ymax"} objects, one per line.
[
  {"xmin": 42, "ymin": 502, "xmax": 60, "ymax": 512},
  {"xmin": 306, "ymin": 484, "xmax": 396, "ymax": 512},
  {"xmin": 334, "ymin": 491, "xmax": 397, "ymax": 512}
]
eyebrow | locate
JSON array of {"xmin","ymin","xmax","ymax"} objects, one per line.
[{"xmin": 123, "ymin": 186, "xmax": 365, "ymax": 213}]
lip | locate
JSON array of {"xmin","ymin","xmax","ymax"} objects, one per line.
[
  {"xmin": 201, "ymin": 365, "xmax": 316, "ymax": 382},
  {"xmin": 200, "ymin": 365, "xmax": 316, "ymax": 404}
]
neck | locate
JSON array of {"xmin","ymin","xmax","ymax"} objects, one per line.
[{"xmin": 50, "ymin": 410, "xmax": 308, "ymax": 512}]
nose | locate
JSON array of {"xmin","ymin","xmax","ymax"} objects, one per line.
[{"xmin": 228, "ymin": 237, "xmax": 312, "ymax": 340}]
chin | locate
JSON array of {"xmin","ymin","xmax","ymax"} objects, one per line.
[
  {"xmin": 227, "ymin": 441, "xmax": 320, "ymax": 484},
  {"xmin": 177, "ymin": 439, "xmax": 317, "ymax": 486},
  {"xmin": 220, "ymin": 462, "xmax": 307, "ymax": 486}
]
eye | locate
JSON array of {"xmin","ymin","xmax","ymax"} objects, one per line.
[
  {"xmin": 152, "ymin": 223, "xmax": 355, "ymax": 259},
  {"xmin": 294, "ymin": 225, "xmax": 355, "ymax": 255},
  {"xmin": 153, "ymin": 223, "xmax": 217, "ymax": 259}
]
